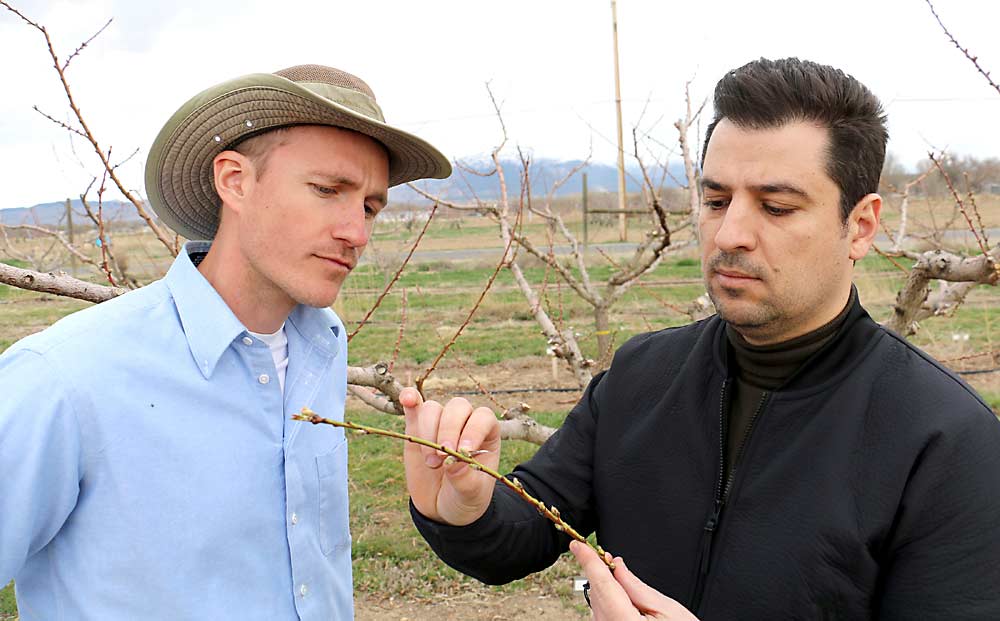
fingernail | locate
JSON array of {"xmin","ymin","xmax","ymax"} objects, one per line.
[{"xmin": 425, "ymin": 454, "xmax": 441, "ymax": 467}]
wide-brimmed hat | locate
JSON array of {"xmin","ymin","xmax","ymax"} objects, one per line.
[{"xmin": 144, "ymin": 64, "xmax": 452, "ymax": 240}]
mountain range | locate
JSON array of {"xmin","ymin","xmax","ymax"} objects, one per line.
[{"xmin": 1, "ymin": 159, "xmax": 687, "ymax": 227}]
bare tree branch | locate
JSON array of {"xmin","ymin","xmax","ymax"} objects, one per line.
[
  {"xmin": 928, "ymin": 152, "xmax": 989, "ymax": 256},
  {"xmin": 0, "ymin": 262, "xmax": 124, "ymax": 303},
  {"xmin": 347, "ymin": 362, "xmax": 404, "ymax": 414},
  {"xmin": 62, "ymin": 17, "xmax": 111, "ymax": 71},
  {"xmin": 0, "ymin": 224, "xmax": 98, "ymax": 269},
  {"xmin": 347, "ymin": 385, "xmax": 398, "ymax": 415},
  {"xmin": 1, "ymin": 2, "xmax": 177, "ymax": 255},
  {"xmin": 349, "ymin": 202, "xmax": 438, "ymax": 341},
  {"xmin": 887, "ymin": 249, "xmax": 1000, "ymax": 335},
  {"xmin": 925, "ymin": 0, "xmax": 1000, "ymax": 95}
]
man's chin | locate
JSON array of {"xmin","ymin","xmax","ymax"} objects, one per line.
[
  {"xmin": 294, "ymin": 288, "xmax": 343, "ymax": 310},
  {"xmin": 712, "ymin": 297, "xmax": 773, "ymax": 328}
]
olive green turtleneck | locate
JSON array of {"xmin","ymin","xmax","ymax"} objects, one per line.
[{"xmin": 723, "ymin": 287, "xmax": 857, "ymax": 479}]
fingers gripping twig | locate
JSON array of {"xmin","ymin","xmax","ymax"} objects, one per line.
[{"xmin": 292, "ymin": 408, "xmax": 615, "ymax": 570}]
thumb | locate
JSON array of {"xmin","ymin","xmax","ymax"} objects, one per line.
[
  {"xmin": 614, "ymin": 557, "xmax": 696, "ymax": 619},
  {"xmin": 399, "ymin": 387, "xmax": 423, "ymax": 434}
]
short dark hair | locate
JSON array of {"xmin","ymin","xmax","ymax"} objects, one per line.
[
  {"xmin": 231, "ymin": 127, "xmax": 292, "ymax": 180},
  {"xmin": 702, "ymin": 58, "xmax": 888, "ymax": 222}
]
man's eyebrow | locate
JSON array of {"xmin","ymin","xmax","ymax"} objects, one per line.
[
  {"xmin": 701, "ymin": 176, "xmax": 812, "ymax": 201},
  {"xmin": 308, "ymin": 171, "xmax": 388, "ymax": 206},
  {"xmin": 750, "ymin": 182, "xmax": 811, "ymax": 200},
  {"xmin": 701, "ymin": 177, "xmax": 729, "ymax": 192}
]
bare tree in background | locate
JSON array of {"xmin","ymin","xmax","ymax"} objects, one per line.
[
  {"xmin": 411, "ymin": 84, "xmax": 701, "ymax": 385},
  {"xmin": 885, "ymin": 153, "xmax": 997, "ymax": 335},
  {"xmin": 0, "ymin": 2, "xmax": 566, "ymax": 445},
  {"xmin": 674, "ymin": 79, "xmax": 707, "ymax": 236},
  {"xmin": 880, "ymin": 156, "xmax": 941, "ymax": 252},
  {"xmin": 0, "ymin": 1, "xmax": 174, "ymax": 297}
]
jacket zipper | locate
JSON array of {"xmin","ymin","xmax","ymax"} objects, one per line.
[{"xmin": 690, "ymin": 380, "xmax": 769, "ymax": 613}]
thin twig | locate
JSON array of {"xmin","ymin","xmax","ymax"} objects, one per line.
[
  {"xmin": 1, "ymin": 2, "xmax": 177, "ymax": 255},
  {"xmin": 62, "ymin": 18, "xmax": 112, "ymax": 71},
  {"xmin": 389, "ymin": 289, "xmax": 407, "ymax": 373},
  {"xmin": 928, "ymin": 152, "xmax": 989, "ymax": 256},
  {"xmin": 925, "ymin": 0, "xmax": 1000, "ymax": 95},
  {"xmin": 32, "ymin": 107, "xmax": 88, "ymax": 138},
  {"xmin": 348, "ymin": 202, "xmax": 439, "ymax": 341},
  {"xmin": 939, "ymin": 349, "xmax": 1000, "ymax": 364},
  {"xmin": 448, "ymin": 351, "xmax": 509, "ymax": 415},
  {"xmin": 597, "ymin": 247, "xmax": 694, "ymax": 319},
  {"xmin": 94, "ymin": 152, "xmax": 116, "ymax": 286},
  {"xmin": 292, "ymin": 407, "xmax": 615, "ymax": 570},
  {"xmin": 964, "ymin": 172, "xmax": 989, "ymax": 249},
  {"xmin": 0, "ymin": 223, "xmax": 98, "ymax": 269},
  {"xmin": 871, "ymin": 244, "xmax": 911, "ymax": 274},
  {"xmin": 415, "ymin": 188, "xmax": 524, "ymax": 392}
]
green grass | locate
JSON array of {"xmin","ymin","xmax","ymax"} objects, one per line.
[
  {"xmin": 2, "ymin": 233, "xmax": 999, "ymax": 614},
  {"xmin": 1, "ymin": 582, "xmax": 14, "ymax": 619},
  {"xmin": 346, "ymin": 408, "xmax": 578, "ymax": 599}
]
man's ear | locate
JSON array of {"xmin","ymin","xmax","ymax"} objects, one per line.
[
  {"xmin": 848, "ymin": 193, "xmax": 882, "ymax": 261},
  {"xmin": 213, "ymin": 150, "xmax": 254, "ymax": 213}
]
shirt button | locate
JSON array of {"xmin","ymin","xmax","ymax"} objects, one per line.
[
  {"xmin": 242, "ymin": 336, "xmax": 253, "ymax": 346},
  {"xmin": 299, "ymin": 584, "xmax": 308, "ymax": 597},
  {"xmin": 291, "ymin": 512, "xmax": 298, "ymax": 525},
  {"xmin": 258, "ymin": 374, "xmax": 270, "ymax": 385}
]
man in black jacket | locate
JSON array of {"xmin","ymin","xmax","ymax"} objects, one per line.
[{"xmin": 400, "ymin": 58, "xmax": 1000, "ymax": 620}]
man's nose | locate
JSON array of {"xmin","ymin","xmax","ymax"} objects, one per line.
[
  {"xmin": 334, "ymin": 199, "xmax": 371, "ymax": 248},
  {"xmin": 713, "ymin": 199, "xmax": 758, "ymax": 253}
]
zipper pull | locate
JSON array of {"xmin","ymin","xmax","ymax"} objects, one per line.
[
  {"xmin": 704, "ymin": 499, "xmax": 722, "ymax": 533},
  {"xmin": 698, "ymin": 499, "xmax": 723, "ymax": 576}
]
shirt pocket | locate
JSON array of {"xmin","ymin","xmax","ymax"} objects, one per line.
[{"xmin": 316, "ymin": 438, "xmax": 350, "ymax": 556}]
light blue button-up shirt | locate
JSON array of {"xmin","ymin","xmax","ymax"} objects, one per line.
[{"xmin": 0, "ymin": 242, "xmax": 353, "ymax": 620}]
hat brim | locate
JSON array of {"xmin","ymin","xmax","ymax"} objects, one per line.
[{"xmin": 145, "ymin": 73, "xmax": 452, "ymax": 240}]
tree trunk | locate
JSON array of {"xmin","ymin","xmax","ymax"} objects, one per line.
[{"xmin": 595, "ymin": 304, "xmax": 614, "ymax": 369}]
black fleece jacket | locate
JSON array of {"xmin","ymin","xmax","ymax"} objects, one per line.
[{"xmin": 412, "ymin": 297, "xmax": 1000, "ymax": 620}]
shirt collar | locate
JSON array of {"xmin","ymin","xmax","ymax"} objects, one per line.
[
  {"xmin": 166, "ymin": 242, "xmax": 342, "ymax": 378},
  {"xmin": 288, "ymin": 303, "xmax": 342, "ymax": 359},
  {"xmin": 166, "ymin": 241, "xmax": 250, "ymax": 379}
]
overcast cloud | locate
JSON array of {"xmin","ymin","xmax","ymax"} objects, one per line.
[{"xmin": 1, "ymin": 0, "xmax": 998, "ymax": 209}]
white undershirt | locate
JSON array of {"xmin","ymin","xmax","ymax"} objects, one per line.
[{"xmin": 249, "ymin": 324, "xmax": 289, "ymax": 393}]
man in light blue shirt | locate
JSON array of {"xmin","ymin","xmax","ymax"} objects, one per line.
[{"xmin": 0, "ymin": 64, "xmax": 450, "ymax": 619}]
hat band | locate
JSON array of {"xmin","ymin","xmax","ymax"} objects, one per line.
[{"xmin": 297, "ymin": 81, "xmax": 385, "ymax": 123}]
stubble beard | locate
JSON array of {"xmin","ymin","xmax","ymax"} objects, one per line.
[
  {"xmin": 705, "ymin": 251, "xmax": 785, "ymax": 339},
  {"xmin": 707, "ymin": 282, "xmax": 782, "ymax": 334}
]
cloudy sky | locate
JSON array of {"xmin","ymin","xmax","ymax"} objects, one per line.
[{"xmin": 1, "ymin": 0, "xmax": 998, "ymax": 210}]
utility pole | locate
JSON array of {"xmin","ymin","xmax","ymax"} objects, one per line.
[{"xmin": 610, "ymin": 0, "xmax": 627, "ymax": 242}]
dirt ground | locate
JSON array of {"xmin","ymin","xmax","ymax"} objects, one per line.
[{"xmin": 355, "ymin": 590, "xmax": 588, "ymax": 620}]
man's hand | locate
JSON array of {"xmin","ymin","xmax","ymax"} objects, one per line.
[
  {"xmin": 570, "ymin": 541, "xmax": 699, "ymax": 620},
  {"xmin": 400, "ymin": 387, "xmax": 500, "ymax": 526}
]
